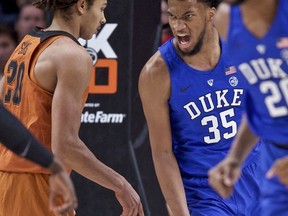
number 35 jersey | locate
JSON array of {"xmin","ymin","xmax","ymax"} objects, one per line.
[
  {"xmin": 0, "ymin": 28, "xmax": 87, "ymax": 173},
  {"xmin": 159, "ymin": 38, "xmax": 259, "ymax": 177},
  {"xmin": 225, "ymin": 0, "xmax": 288, "ymax": 144}
]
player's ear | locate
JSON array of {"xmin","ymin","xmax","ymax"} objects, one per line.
[
  {"xmin": 208, "ymin": 7, "xmax": 216, "ymax": 22},
  {"xmin": 76, "ymin": 0, "xmax": 85, "ymax": 14}
]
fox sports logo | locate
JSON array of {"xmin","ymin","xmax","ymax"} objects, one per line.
[{"xmin": 86, "ymin": 47, "xmax": 98, "ymax": 65}]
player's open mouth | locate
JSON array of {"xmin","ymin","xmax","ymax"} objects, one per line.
[{"xmin": 177, "ymin": 35, "xmax": 191, "ymax": 49}]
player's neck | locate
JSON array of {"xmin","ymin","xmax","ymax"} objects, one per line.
[
  {"xmin": 242, "ymin": 0, "xmax": 277, "ymax": 13},
  {"xmin": 183, "ymin": 28, "xmax": 221, "ymax": 71},
  {"xmin": 240, "ymin": 0, "xmax": 278, "ymax": 38},
  {"xmin": 45, "ymin": 15, "xmax": 80, "ymax": 39}
]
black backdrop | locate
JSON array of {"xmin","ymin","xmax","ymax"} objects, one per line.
[{"xmin": 71, "ymin": 0, "xmax": 168, "ymax": 215}]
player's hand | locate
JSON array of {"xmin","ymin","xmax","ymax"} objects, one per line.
[
  {"xmin": 267, "ymin": 156, "xmax": 288, "ymax": 186},
  {"xmin": 115, "ymin": 178, "xmax": 144, "ymax": 216},
  {"xmin": 48, "ymin": 157, "xmax": 78, "ymax": 215},
  {"xmin": 208, "ymin": 157, "xmax": 242, "ymax": 198}
]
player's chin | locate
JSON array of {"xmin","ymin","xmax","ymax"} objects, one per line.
[
  {"xmin": 178, "ymin": 46, "xmax": 195, "ymax": 56},
  {"xmin": 84, "ymin": 35, "xmax": 93, "ymax": 40},
  {"xmin": 81, "ymin": 31, "xmax": 97, "ymax": 40},
  {"xmin": 180, "ymin": 47, "xmax": 194, "ymax": 54},
  {"xmin": 175, "ymin": 41, "xmax": 194, "ymax": 54}
]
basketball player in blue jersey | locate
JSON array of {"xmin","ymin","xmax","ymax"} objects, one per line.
[
  {"xmin": 209, "ymin": 0, "xmax": 288, "ymax": 215},
  {"xmin": 139, "ymin": 0, "xmax": 261, "ymax": 215}
]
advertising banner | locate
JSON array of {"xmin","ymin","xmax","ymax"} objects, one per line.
[{"xmin": 71, "ymin": 0, "xmax": 166, "ymax": 215}]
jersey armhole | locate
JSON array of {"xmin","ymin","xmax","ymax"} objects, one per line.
[{"xmin": 28, "ymin": 36, "xmax": 63, "ymax": 88}]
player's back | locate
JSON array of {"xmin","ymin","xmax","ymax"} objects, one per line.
[
  {"xmin": 224, "ymin": 0, "xmax": 288, "ymax": 144},
  {"xmin": 159, "ymin": 38, "xmax": 260, "ymax": 177},
  {"xmin": 0, "ymin": 28, "xmax": 81, "ymax": 173}
]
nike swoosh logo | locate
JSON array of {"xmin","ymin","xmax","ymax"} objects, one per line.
[{"xmin": 180, "ymin": 84, "xmax": 193, "ymax": 92}]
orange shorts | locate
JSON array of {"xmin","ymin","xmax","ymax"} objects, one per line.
[{"xmin": 0, "ymin": 171, "xmax": 75, "ymax": 216}]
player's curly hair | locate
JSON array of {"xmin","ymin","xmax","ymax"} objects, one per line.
[{"xmin": 33, "ymin": 0, "xmax": 95, "ymax": 12}]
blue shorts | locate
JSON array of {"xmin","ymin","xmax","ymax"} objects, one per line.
[
  {"xmin": 260, "ymin": 142, "xmax": 288, "ymax": 216},
  {"xmin": 183, "ymin": 155, "xmax": 262, "ymax": 216}
]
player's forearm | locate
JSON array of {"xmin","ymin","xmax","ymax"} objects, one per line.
[
  {"xmin": 0, "ymin": 104, "xmax": 53, "ymax": 168},
  {"xmin": 228, "ymin": 116, "xmax": 259, "ymax": 164},
  {"xmin": 153, "ymin": 152, "xmax": 190, "ymax": 216},
  {"xmin": 52, "ymin": 138, "xmax": 126, "ymax": 193}
]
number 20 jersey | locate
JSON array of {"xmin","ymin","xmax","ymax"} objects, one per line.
[
  {"xmin": 0, "ymin": 28, "xmax": 86, "ymax": 173},
  {"xmin": 159, "ymin": 38, "xmax": 259, "ymax": 177},
  {"xmin": 225, "ymin": 0, "xmax": 288, "ymax": 144}
]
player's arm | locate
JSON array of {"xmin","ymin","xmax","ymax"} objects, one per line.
[
  {"xmin": 0, "ymin": 103, "xmax": 77, "ymax": 215},
  {"xmin": 46, "ymin": 40, "xmax": 143, "ymax": 216},
  {"xmin": 139, "ymin": 51, "xmax": 189, "ymax": 216},
  {"xmin": 267, "ymin": 156, "xmax": 288, "ymax": 185},
  {"xmin": 0, "ymin": 60, "xmax": 53, "ymax": 167},
  {"xmin": 208, "ymin": 115, "xmax": 259, "ymax": 198},
  {"xmin": 0, "ymin": 102, "xmax": 53, "ymax": 167},
  {"xmin": 226, "ymin": 115, "xmax": 259, "ymax": 164},
  {"xmin": 0, "ymin": 61, "xmax": 55, "ymax": 168}
]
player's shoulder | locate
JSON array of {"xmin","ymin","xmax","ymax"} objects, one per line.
[
  {"xmin": 215, "ymin": 3, "xmax": 231, "ymax": 41},
  {"xmin": 138, "ymin": 50, "xmax": 171, "ymax": 99},
  {"xmin": 53, "ymin": 37, "xmax": 90, "ymax": 59},
  {"xmin": 139, "ymin": 51, "xmax": 169, "ymax": 84},
  {"xmin": 46, "ymin": 37, "xmax": 92, "ymax": 71}
]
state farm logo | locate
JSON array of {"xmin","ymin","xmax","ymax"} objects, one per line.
[
  {"xmin": 79, "ymin": 23, "xmax": 118, "ymax": 94},
  {"xmin": 81, "ymin": 111, "xmax": 126, "ymax": 124},
  {"xmin": 81, "ymin": 103, "xmax": 126, "ymax": 124}
]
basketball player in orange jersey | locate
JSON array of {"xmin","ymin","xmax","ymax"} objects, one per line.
[{"xmin": 0, "ymin": 0, "xmax": 144, "ymax": 215}]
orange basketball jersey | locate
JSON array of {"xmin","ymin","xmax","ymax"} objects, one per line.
[{"xmin": 0, "ymin": 28, "xmax": 88, "ymax": 173}]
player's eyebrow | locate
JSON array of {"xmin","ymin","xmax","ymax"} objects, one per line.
[{"xmin": 167, "ymin": 9, "xmax": 196, "ymax": 18}]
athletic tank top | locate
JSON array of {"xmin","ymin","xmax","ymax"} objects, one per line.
[
  {"xmin": 0, "ymin": 28, "xmax": 88, "ymax": 173},
  {"xmin": 225, "ymin": 0, "xmax": 288, "ymax": 144},
  {"xmin": 159, "ymin": 38, "xmax": 259, "ymax": 177}
]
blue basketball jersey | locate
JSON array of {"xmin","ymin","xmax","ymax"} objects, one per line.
[
  {"xmin": 159, "ymin": 38, "xmax": 258, "ymax": 177},
  {"xmin": 224, "ymin": 0, "xmax": 288, "ymax": 144}
]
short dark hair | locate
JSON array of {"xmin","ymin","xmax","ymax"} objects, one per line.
[
  {"xmin": 33, "ymin": 0, "xmax": 95, "ymax": 12},
  {"xmin": 0, "ymin": 24, "xmax": 18, "ymax": 45},
  {"xmin": 33, "ymin": 0, "xmax": 95, "ymax": 21},
  {"xmin": 198, "ymin": 0, "xmax": 221, "ymax": 8},
  {"xmin": 168, "ymin": 0, "xmax": 221, "ymax": 8}
]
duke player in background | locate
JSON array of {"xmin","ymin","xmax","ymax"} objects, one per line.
[
  {"xmin": 139, "ymin": 0, "xmax": 262, "ymax": 215},
  {"xmin": 209, "ymin": 0, "xmax": 288, "ymax": 215}
]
